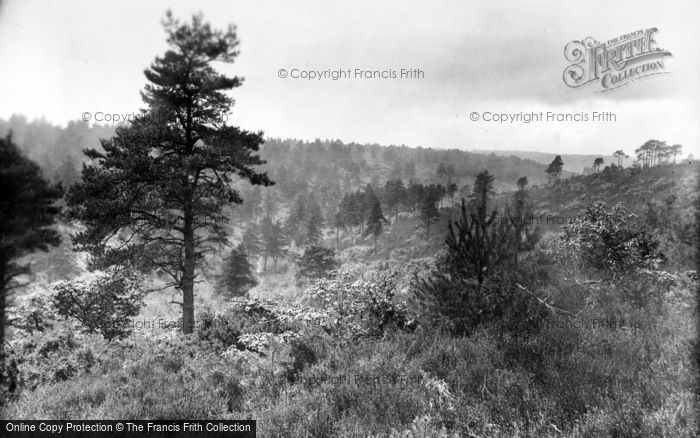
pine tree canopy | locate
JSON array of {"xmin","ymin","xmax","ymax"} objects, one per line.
[{"xmin": 66, "ymin": 12, "xmax": 272, "ymax": 334}]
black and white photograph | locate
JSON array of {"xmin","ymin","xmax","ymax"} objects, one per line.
[{"xmin": 0, "ymin": 1, "xmax": 698, "ymax": 436}]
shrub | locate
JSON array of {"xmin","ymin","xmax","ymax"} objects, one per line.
[
  {"xmin": 8, "ymin": 289, "xmax": 58, "ymax": 335},
  {"xmin": 303, "ymin": 270, "xmax": 414, "ymax": 338},
  {"xmin": 357, "ymin": 272, "xmax": 416, "ymax": 336},
  {"xmin": 195, "ymin": 310, "xmax": 244, "ymax": 349},
  {"xmin": 277, "ymin": 339, "xmax": 318, "ymax": 382},
  {"xmin": 195, "ymin": 298, "xmax": 324, "ymax": 353},
  {"xmin": 563, "ymin": 201, "xmax": 661, "ymax": 276},
  {"xmin": 53, "ymin": 271, "xmax": 144, "ymax": 340}
]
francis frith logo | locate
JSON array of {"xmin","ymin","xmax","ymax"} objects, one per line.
[{"xmin": 563, "ymin": 28, "xmax": 672, "ymax": 92}]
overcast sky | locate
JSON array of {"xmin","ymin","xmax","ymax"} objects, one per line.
[{"xmin": 0, "ymin": 0, "xmax": 698, "ymax": 156}]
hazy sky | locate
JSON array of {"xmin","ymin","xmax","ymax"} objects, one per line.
[{"xmin": 0, "ymin": 0, "xmax": 698, "ymax": 156}]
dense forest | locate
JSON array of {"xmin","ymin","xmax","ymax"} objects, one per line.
[{"xmin": 1, "ymin": 11, "xmax": 697, "ymax": 438}]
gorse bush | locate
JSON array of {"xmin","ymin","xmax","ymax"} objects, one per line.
[
  {"xmin": 359, "ymin": 272, "xmax": 416, "ymax": 336},
  {"xmin": 196, "ymin": 297, "xmax": 330, "ymax": 354},
  {"xmin": 563, "ymin": 201, "xmax": 661, "ymax": 276},
  {"xmin": 303, "ymin": 270, "xmax": 414, "ymax": 338}
]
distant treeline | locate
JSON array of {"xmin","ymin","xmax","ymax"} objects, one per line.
[{"xmin": 0, "ymin": 116, "xmax": 553, "ymax": 191}]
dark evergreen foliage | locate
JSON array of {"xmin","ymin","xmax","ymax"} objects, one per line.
[
  {"xmin": 0, "ymin": 134, "xmax": 61, "ymax": 378},
  {"xmin": 217, "ymin": 244, "xmax": 258, "ymax": 298},
  {"xmin": 65, "ymin": 13, "xmax": 272, "ymax": 333},
  {"xmin": 297, "ymin": 246, "xmax": 339, "ymax": 280},
  {"xmin": 412, "ymin": 171, "xmax": 543, "ymax": 335},
  {"xmin": 364, "ymin": 194, "xmax": 387, "ymax": 255},
  {"xmin": 261, "ymin": 215, "xmax": 286, "ymax": 272},
  {"xmin": 545, "ymin": 155, "xmax": 564, "ymax": 183}
]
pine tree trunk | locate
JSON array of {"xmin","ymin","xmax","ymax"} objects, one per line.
[{"xmin": 182, "ymin": 203, "xmax": 196, "ymax": 335}]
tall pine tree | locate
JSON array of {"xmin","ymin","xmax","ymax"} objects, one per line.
[
  {"xmin": 1, "ymin": 134, "xmax": 61, "ymax": 382},
  {"xmin": 364, "ymin": 196, "xmax": 387, "ymax": 256},
  {"xmin": 261, "ymin": 215, "xmax": 286, "ymax": 273},
  {"xmin": 240, "ymin": 224, "xmax": 261, "ymax": 260},
  {"xmin": 66, "ymin": 12, "xmax": 272, "ymax": 334},
  {"xmin": 420, "ymin": 194, "xmax": 440, "ymax": 239},
  {"xmin": 383, "ymin": 179, "xmax": 406, "ymax": 223},
  {"xmin": 305, "ymin": 195, "xmax": 324, "ymax": 245}
]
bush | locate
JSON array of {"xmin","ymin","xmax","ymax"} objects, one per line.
[
  {"xmin": 8, "ymin": 289, "xmax": 58, "ymax": 335},
  {"xmin": 195, "ymin": 298, "xmax": 323, "ymax": 353},
  {"xmin": 358, "ymin": 272, "xmax": 416, "ymax": 336},
  {"xmin": 563, "ymin": 201, "xmax": 661, "ymax": 276},
  {"xmin": 303, "ymin": 270, "xmax": 414, "ymax": 338},
  {"xmin": 196, "ymin": 310, "xmax": 244, "ymax": 349},
  {"xmin": 53, "ymin": 271, "xmax": 144, "ymax": 340},
  {"xmin": 279, "ymin": 339, "xmax": 318, "ymax": 382}
]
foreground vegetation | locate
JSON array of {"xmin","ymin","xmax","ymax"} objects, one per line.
[
  {"xmin": 4, "ymin": 273, "xmax": 697, "ymax": 437},
  {"xmin": 4, "ymin": 189, "xmax": 698, "ymax": 436}
]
